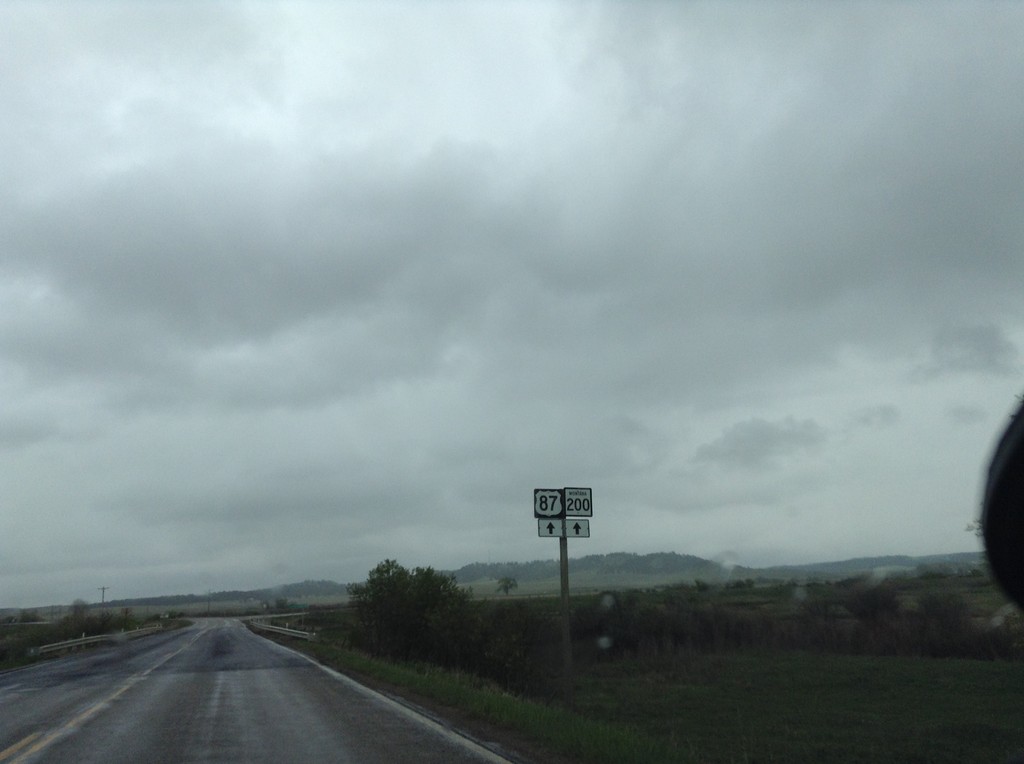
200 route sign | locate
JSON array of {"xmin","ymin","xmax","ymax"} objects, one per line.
[{"xmin": 563, "ymin": 487, "xmax": 592, "ymax": 517}]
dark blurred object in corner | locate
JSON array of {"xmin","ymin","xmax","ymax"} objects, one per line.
[{"xmin": 983, "ymin": 394, "xmax": 1024, "ymax": 608}]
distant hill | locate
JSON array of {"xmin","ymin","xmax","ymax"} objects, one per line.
[
  {"xmin": 102, "ymin": 579, "xmax": 349, "ymax": 610},
  {"xmin": 755, "ymin": 552, "xmax": 983, "ymax": 580},
  {"xmin": 67, "ymin": 551, "xmax": 985, "ymax": 612},
  {"xmin": 451, "ymin": 552, "xmax": 739, "ymax": 587},
  {"xmin": 451, "ymin": 551, "xmax": 984, "ymax": 593}
]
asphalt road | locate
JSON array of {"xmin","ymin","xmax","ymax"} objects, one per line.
[{"xmin": 0, "ymin": 619, "xmax": 517, "ymax": 763}]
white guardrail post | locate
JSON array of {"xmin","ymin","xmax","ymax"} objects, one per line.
[{"xmin": 246, "ymin": 616, "xmax": 315, "ymax": 641}]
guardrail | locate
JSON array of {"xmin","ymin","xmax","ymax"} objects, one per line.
[
  {"xmin": 30, "ymin": 626, "xmax": 163, "ymax": 656},
  {"xmin": 247, "ymin": 620, "xmax": 316, "ymax": 641}
]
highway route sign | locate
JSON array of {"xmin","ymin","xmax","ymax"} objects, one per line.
[
  {"xmin": 538, "ymin": 519, "xmax": 564, "ymax": 537},
  {"xmin": 563, "ymin": 487, "xmax": 592, "ymax": 517},
  {"xmin": 537, "ymin": 518, "xmax": 591, "ymax": 538},
  {"xmin": 534, "ymin": 488, "xmax": 564, "ymax": 518},
  {"xmin": 566, "ymin": 519, "xmax": 590, "ymax": 538}
]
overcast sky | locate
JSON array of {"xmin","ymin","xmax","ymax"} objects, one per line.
[{"xmin": 3, "ymin": 2, "xmax": 1023, "ymax": 608}]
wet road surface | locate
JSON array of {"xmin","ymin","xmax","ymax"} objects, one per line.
[{"xmin": 0, "ymin": 619, "xmax": 515, "ymax": 763}]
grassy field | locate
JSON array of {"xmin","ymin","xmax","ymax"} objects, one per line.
[
  {"xmin": 266, "ymin": 572, "xmax": 1024, "ymax": 763},
  {"xmin": 269, "ymin": 629, "xmax": 1024, "ymax": 764},
  {"xmin": 576, "ymin": 651, "xmax": 1024, "ymax": 763}
]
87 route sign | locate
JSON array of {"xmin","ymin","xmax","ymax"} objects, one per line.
[{"xmin": 534, "ymin": 489, "xmax": 564, "ymax": 518}]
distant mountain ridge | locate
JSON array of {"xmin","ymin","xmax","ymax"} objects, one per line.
[
  {"xmin": 102, "ymin": 579, "xmax": 347, "ymax": 610},
  {"xmin": 88, "ymin": 551, "xmax": 984, "ymax": 610},
  {"xmin": 755, "ymin": 552, "xmax": 983, "ymax": 578},
  {"xmin": 451, "ymin": 551, "xmax": 983, "ymax": 587},
  {"xmin": 451, "ymin": 551, "xmax": 734, "ymax": 585}
]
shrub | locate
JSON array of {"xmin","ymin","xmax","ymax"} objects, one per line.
[
  {"xmin": 347, "ymin": 559, "xmax": 474, "ymax": 666},
  {"xmin": 843, "ymin": 581, "xmax": 901, "ymax": 624},
  {"xmin": 916, "ymin": 591, "xmax": 975, "ymax": 657},
  {"xmin": 475, "ymin": 600, "xmax": 556, "ymax": 693}
]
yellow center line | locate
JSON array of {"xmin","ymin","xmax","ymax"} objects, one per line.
[
  {"xmin": 8, "ymin": 681, "xmax": 135, "ymax": 764},
  {"xmin": 5, "ymin": 627, "xmax": 206, "ymax": 763},
  {"xmin": 0, "ymin": 733, "xmax": 40, "ymax": 762}
]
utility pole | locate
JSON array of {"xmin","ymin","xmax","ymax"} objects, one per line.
[{"xmin": 98, "ymin": 586, "xmax": 109, "ymax": 605}]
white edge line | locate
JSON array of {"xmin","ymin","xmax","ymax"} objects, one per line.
[{"xmin": 257, "ymin": 635, "xmax": 517, "ymax": 764}]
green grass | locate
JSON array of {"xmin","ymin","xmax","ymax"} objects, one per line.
[
  {"xmin": 576, "ymin": 651, "xmax": 1024, "ymax": 763},
  {"xmin": 301, "ymin": 640, "xmax": 678, "ymax": 764}
]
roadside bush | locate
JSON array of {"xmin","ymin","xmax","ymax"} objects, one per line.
[
  {"xmin": 347, "ymin": 559, "xmax": 475, "ymax": 667},
  {"xmin": 53, "ymin": 600, "xmax": 114, "ymax": 641},
  {"xmin": 346, "ymin": 559, "xmax": 557, "ymax": 692},
  {"xmin": 916, "ymin": 591, "xmax": 976, "ymax": 657},
  {"xmin": 569, "ymin": 579, "xmax": 1016, "ymax": 661},
  {"xmin": 573, "ymin": 592, "xmax": 785, "ymax": 658},
  {"xmin": 799, "ymin": 590, "xmax": 849, "ymax": 652},
  {"xmin": 843, "ymin": 581, "xmax": 901, "ymax": 624},
  {"xmin": 474, "ymin": 600, "xmax": 556, "ymax": 693}
]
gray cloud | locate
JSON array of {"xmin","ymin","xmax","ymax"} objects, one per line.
[
  {"xmin": 918, "ymin": 324, "xmax": 1018, "ymax": 379},
  {"xmin": 852, "ymin": 405, "xmax": 900, "ymax": 429},
  {"xmin": 693, "ymin": 417, "xmax": 827, "ymax": 470},
  {"xmin": 947, "ymin": 404, "xmax": 988, "ymax": 426}
]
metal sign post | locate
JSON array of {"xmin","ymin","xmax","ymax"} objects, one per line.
[
  {"xmin": 559, "ymin": 529, "xmax": 572, "ymax": 707},
  {"xmin": 534, "ymin": 487, "xmax": 592, "ymax": 708}
]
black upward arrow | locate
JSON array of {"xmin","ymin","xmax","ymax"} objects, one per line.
[
  {"xmin": 546, "ymin": 522, "xmax": 555, "ymax": 534},
  {"xmin": 573, "ymin": 522, "xmax": 582, "ymax": 535}
]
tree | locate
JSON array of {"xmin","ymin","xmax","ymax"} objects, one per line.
[
  {"xmin": 496, "ymin": 576, "xmax": 518, "ymax": 596},
  {"xmin": 70, "ymin": 599, "xmax": 88, "ymax": 624},
  {"xmin": 348, "ymin": 559, "xmax": 474, "ymax": 665},
  {"xmin": 348, "ymin": 559, "xmax": 412, "ymax": 657},
  {"xmin": 61, "ymin": 599, "xmax": 112, "ymax": 639},
  {"xmin": 844, "ymin": 581, "xmax": 901, "ymax": 624}
]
